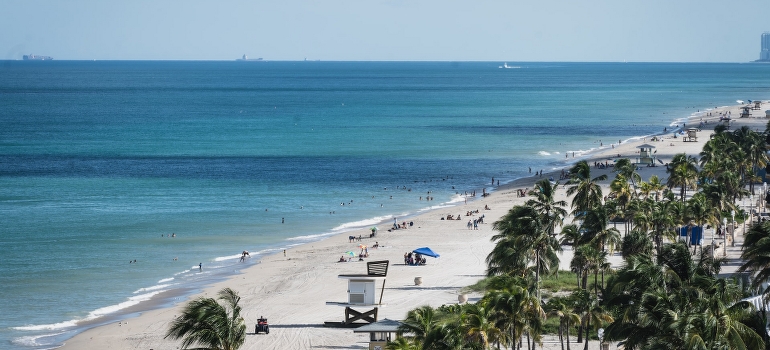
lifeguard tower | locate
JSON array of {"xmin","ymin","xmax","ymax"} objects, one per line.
[
  {"xmin": 326, "ymin": 260, "xmax": 389, "ymax": 327},
  {"xmin": 754, "ymin": 101, "xmax": 762, "ymax": 110},
  {"xmin": 683, "ymin": 128, "xmax": 698, "ymax": 142},
  {"xmin": 636, "ymin": 144, "xmax": 657, "ymax": 166},
  {"xmin": 741, "ymin": 106, "xmax": 752, "ymax": 118}
]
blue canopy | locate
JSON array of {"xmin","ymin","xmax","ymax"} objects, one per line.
[{"xmin": 413, "ymin": 247, "xmax": 440, "ymax": 258}]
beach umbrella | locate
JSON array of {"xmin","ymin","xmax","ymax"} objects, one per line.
[
  {"xmin": 345, "ymin": 251, "xmax": 356, "ymax": 257},
  {"xmin": 359, "ymin": 244, "xmax": 367, "ymax": 249},
  {"xmin": 412, "ymin": 247, "xmax": 440, "ymax": 258}
]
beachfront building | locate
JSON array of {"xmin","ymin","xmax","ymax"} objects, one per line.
[
  {"xmin": 760, "ymin": 32, "xmax": 770, "ymax": 62},
  {"xmin": 352, "ymin": 318, "xmax": 402, "ymax": 350}
]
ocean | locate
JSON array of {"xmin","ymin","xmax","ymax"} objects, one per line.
[{"xmin": 1, "ymin": 61, "xmax": 769, "ymax": 349}]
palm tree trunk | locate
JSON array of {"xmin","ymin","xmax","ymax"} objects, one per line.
[
  {"xmin": 527, "ymin": 332, "xmax": 531, "ymax": 350},
  {"xmin": 536, "ymin": 251, "xmax": 541, "ymax": 300},
  {"xmin": 577, "ymin": 319, "xmax": 584, "ymax": 343},
  {"xmin": 601, "ymin": 270, "xmax": 605, "ymax": 290},
  {"xmin": 559, "ymin": 321, "xmax": 565, "ymax": 350},
  {"xmin": 583, "ymin": 316, "xmax": 591, "ymax": 350},
  {"xmin": 566, "ymin": 319, "xmax": 570, "ymax": 350},
  {"xmin": 576, "ymin": 269, "xmax": 581, "ymax": 288}
]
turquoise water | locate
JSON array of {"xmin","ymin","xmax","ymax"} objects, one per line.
[{"xmin": 1, "ymin": 61, "xmax": 769, "ymax": 349}]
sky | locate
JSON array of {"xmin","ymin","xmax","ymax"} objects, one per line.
[{"xmin": 2, "ymin": 0, "xmax": 769, "ymax": 62}]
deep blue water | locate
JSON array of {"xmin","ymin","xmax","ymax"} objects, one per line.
[{"xmin": 1, "ymin": 61, "xmax": 769, "ymax": 349}]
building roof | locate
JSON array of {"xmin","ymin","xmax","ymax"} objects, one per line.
[
  {"xmin": 636, "ymin": 144, "xmax": 657, "ymax": 149},
  {"xmin": 352, "ymin": 318, "xmax": 402, "ymax": 333}
]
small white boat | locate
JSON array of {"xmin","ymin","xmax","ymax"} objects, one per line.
[{"xmin": 498, "ymin": 63, "xmax": 520, "ymax": 69}]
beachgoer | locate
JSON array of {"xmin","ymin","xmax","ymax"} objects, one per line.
[{"xmin": 199, "ymin": 263, "xmax": 202, "ymax": 270}]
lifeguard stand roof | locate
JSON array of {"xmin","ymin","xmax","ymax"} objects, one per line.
[{"xmin": 338, "ymin": 260, "xmax": 389, "ymax": 280}]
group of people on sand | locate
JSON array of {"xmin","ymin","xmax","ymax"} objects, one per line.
[
  {"xmin": 404, "ymin": 252, "xmax": 426, "ymax": 266},
  {"xmin": 467, "ymin": 216, "xmax": 484, "ymax": 230},
  {"xmin": 594, "ymin": 161, "xmax": 614, "ymax": 169},
  {"xmin": 338, "ymin": 241, "xmax": 379, "ymax": 262},
  {"xmin": 391, "ymin": 221, "xmax": 413, "ymax": 230}
]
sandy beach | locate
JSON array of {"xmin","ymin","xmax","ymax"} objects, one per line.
[{"xmin": 60, "ymin": 103, "xmax": 767, "ymax": 350}]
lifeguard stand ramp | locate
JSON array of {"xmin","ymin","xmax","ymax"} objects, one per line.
[{"xmin": 325, "ymin": 260, "xmax": 389, "ymax": 328}]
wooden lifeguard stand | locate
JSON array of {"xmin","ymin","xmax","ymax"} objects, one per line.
[
  {"xmin": 741, "ymin": 106, "xmax": 752, "ymax": 118},
  {"xmin": 325, "ymin": 260, "xmax": 389, "ymax": 328},
  {"xmin": 636, "ymin": 144, "xmax": 657, "ymax": 166},
  {"xmin": 683, "ymin": 128, "xmax": 698, "ymax": 142}
]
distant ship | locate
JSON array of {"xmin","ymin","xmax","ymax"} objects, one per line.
[
  {"xmin": 23, "ymin": 54, "xmax": 53, "ymax": 61},
  {"xmin": 236, "ymin": 54, "xmax": 263, "ymax": 61},
  {"xmin": 498, "ymin": 63, "xmax": 520, "ymax": 69}
]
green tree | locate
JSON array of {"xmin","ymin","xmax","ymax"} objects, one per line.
[
  {"xmin": 666, "ymin": 153, "xmax": 699, "ymax": 203},
  {"xmin": 527, "ymin": 178, "xmax": 568, "ymax": 237},
  {"xmin": 614, "ymin": 158, "xmax": 642, "ymax": 192},
  {"xmin": 566, "ymin": 161, "xmax": 607, "ymax": 221},
  {"xmin": 488, "ymin": 205, "xmax": 561, "ymax": 300},
  {"xmin": 739, "ymin": 221, "xmax": 770, "ymax": 296},
  {"xmin": 463, "ymin": 302, "xmax": 503, "ymax": 350},
  {"xmin": 620, "ymin": 230, "xmax": 654, "ymax": 259},
  {"xmin": 546, "ymin": 297, "xmax": 581, "ymax": 350},
  {"xmin": 165, "ymin": 288, "xmax": 246, "ymax": 350}
]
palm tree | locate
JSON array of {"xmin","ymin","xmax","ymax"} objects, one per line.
[
  {"xmin": 609, "ymin": 175, "xmax": 634, "ymax": 232},
  {"xmin": 582, "ymin": 301, "xmax": 613, "ymax": 350},
  {"xmin": 165, "ymin": 288, "xmax": 246, "ymax": 350},
  {"xmin": 485, "ymin": 277, "xmax": 542, "ymax": 350},
  {"xmin": 604, "ymin": 242, "xmax": 766, "ymax": 350},
  {"xmin": 566, "ymin": 161, "xmax": 607, "ymax": 221},
  {"xmin": 614, "ymin": 158, "xmax": 641, "ymax": 192},
  {"xmin": 585, "ymin": 205, "xmax": 621, "ymax": 254},
  {"xmin": 488, "ymin": 204, "xmax": 561, "ymax": 300},
  {"xmin": 639, "ymin": 175, "xmax": 665, "ymax": 201},
  {"xmin": 386, "ymin": 337, "xmax": 421, "ymax": 350},
  {"xmin": 666, "ymin": 153, "xmax": 699, "ymax": 203},
  {"xmin": 739, "ymin": 221, "xmax": 770, "ymax": 296},
  {"xmin": 398, "ymin": 305, "xmax": 439, "ymax": 346},
  {"xmin": 463, "ymin": 302, "xmax": 504, "ymax": 350},
  {"xmin": 559, "ymin": 224, "xmax": 582, "ymax": 247},
  {"xmin": 527, "ymin": 178, "xmax": 568, "ymax": 237},
  {"xmin": 620, "ymin": 230, "xmax": 653, "ymax": 259},
  {"xmin": 546, "ymin": 297, "xmax": 581, "ymax": 350}
]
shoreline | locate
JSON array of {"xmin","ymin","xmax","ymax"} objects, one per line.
[{"xmin": 56, "ymin": 101, "xmax": 767, "ymax": 349}]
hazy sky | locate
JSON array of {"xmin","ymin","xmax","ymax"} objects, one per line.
[{"xmin": 2, "ymin": 0, "xmax": 768, "ymax": 62}]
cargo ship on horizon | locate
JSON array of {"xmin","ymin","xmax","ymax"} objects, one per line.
[
  {"xmin": 236, "ymin": 54, "xmax": 263, "ymax": 61},
  {"xmin": 23, "ymin": 54, "xmax": 53, "ymax": 60}
]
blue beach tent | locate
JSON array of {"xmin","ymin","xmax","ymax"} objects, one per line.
[
  {"xmin": 680, "ymin": 226, "xmax": 703, "ymax": 245},
  {"xmin": 413, "ymin": 247, "xmax": 440, "ymax": 258}
]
